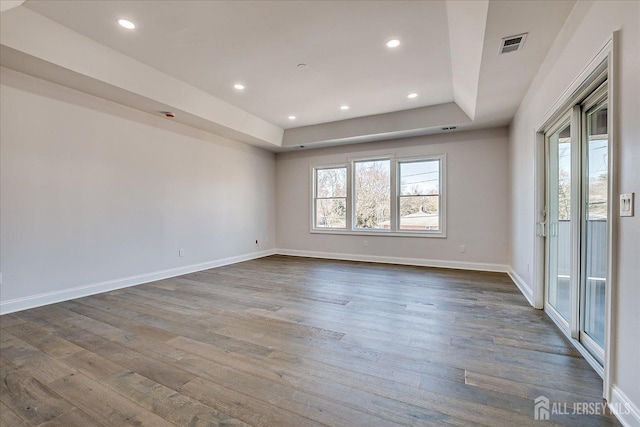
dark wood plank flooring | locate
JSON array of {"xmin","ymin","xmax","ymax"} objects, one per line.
[{"xmin": 0, "ymin": 255, "xmax": 620, "ymax": 426}]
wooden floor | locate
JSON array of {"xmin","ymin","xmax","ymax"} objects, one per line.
[{"xmin": 1, "ymin": 255, "xmax": 620, "ymax": 426}]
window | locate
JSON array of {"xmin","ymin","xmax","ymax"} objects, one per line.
[
  {"xmin": 398, "ymin": 159, "xmax": 441, "ymax": 231},
  {"xmin": 311, "ymin": 155, "xmax": 445, "ymax": 236},
  {"xmin": 354, "ymin": 159, "xmax": 390, "ymax": 229},
  {"xmin": 314, "ymin": 167, "xmax": 347, "ymax": 229}
]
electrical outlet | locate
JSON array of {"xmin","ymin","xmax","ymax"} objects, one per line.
[
  {"xmin": 363, "ymin": 240, "xmax": 368, "ymax": 247},
  {"xmin": 459, "ymin": 245, "xmax": 466, "ymax": 253},
  {"xmin": 178, "ymin": 249, "xmax": 184, "ymax": 257}
]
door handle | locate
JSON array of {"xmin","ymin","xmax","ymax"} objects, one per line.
[{"xmin": 537, "ymin": 222, "xmax": 547, "ymax": 237}]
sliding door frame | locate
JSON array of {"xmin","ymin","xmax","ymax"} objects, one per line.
[
  {"xmin": 533, "ymin": 33, "xmax": 617, "ymax": 400},
  {"xmin": 579, "ymin": 84, "xmax": 609, "ymax": 365},
  {"xmin": 543, "ymin": 112, "xmax": 575, "ymax": 334}
]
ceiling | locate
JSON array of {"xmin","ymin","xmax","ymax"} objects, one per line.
[{"xmin": 1, "ymin": 0, "xmax": 576, "ymax": 151}]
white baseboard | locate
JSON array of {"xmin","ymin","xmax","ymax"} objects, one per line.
[
  {"xmin": 276, "ymin": 249, "xmax": 508, "ymax": 273},
  {"xmin": 0, "ymin": 249, "xmax": 276, "ymax": 315},
  {"xmin": 507, "ymin": 267, "xmax": 534, "ymax": 306},
  {"xmin": 0, "ymin": 250, "xmax": 528, "ymax": 315},
  {"xmin": 610, "ymin": 385, "xmax": 640, "ymax": 427}
]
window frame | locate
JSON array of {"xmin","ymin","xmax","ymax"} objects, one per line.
[
  {"xmin": 311, "ymin": 164, "xmax": 349, "ymax": 230},
  {"xmin": 310, "ymin": 153, "xmax": 446, "ymax": 237},
  {"xmin": 352, "ymin": 157, "xmax": 393, "ymax": 232},
  {"xmin": 395, "ymin": 155, "xmax": 446, "ymax": 236}
]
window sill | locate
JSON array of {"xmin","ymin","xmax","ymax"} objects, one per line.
[{"xmin": 310, "ymin": 229, "xmax": 447, "ymax": 238}]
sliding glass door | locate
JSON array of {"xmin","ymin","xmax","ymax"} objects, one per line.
[
  {"xmin": 581, "ymin": 93, "xmax": 608, "ymax": 362},
  {"xmin": 546, "ymin": 117, "xmax": 573, "ymax": 323},
  {"xmin": 545, "ymin": 82, "xmax": 608, "ymax": 367}
]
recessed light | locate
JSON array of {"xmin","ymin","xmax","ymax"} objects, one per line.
[
  {"xmin": 297, "ymin": 63, "xmax": 308, "ymax": 69},
  {"xmin": 408, "ymin": 93, "xmax": 418, "ymax": 99},
  {"xmin": 288, "ymin": 115, "xmax": 296, "ymax": 120},
  {"xmin": 386, "ymin": 39, "xmax": 401, "ymax": 48},
  {"xmin": 117, "ymin": 19, "xmax": 135, "ymax": 30},
  {"xmin": 340, "ymin": 105, "xmax": 350, "ymax": 110},
  {"xmin": 233, "ymin": 83, "xmax": 245, "ymax": 90}
]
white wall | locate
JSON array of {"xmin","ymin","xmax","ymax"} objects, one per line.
[
  {"xmin": 509, "ymin": 0, "xmax": 639, "ymax": 418},
  {"xmin": 276, "ymin": 127, "xmax": 509, "ymax": 270},
  {"xmin": 0, "ymin": 68, "xmax": 276, "ymax": 312}
]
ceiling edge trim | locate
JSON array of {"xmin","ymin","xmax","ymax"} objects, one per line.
[
  {"xmin": 446, "ymin": 0, "xmax": 489, "ymax": 121},
  {"xmin": 282, "ymin": 102, "xmax": 472, "ymax": 148}
]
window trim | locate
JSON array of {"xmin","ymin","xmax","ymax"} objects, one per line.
[
  {"xmin": 310, "ymin": 154, "xmax": 446, "ymax": 237},
  {"xmin": 352, "ymin": 157, "xmax": 392, "ymax": 232},
  {"xmin": 311, "ymin": 164, "xmax": 349, "ymax": 230},
  {"xmin": 395, "ymin": 154, "xmax": 446, "ymax": 236}
]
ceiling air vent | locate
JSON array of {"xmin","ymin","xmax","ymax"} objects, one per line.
[{"xmin": 499, "ymin": 33, "xmax": 528, "ymax": 54}]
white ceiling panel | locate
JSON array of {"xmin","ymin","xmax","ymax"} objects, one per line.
[
  {"xmin": 1, "ymin": 0, "xmax": 576, "ymax": 150},
  {"xmin": 24, "ymin": 0, "xmax": 454, "ymax": 128}
]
